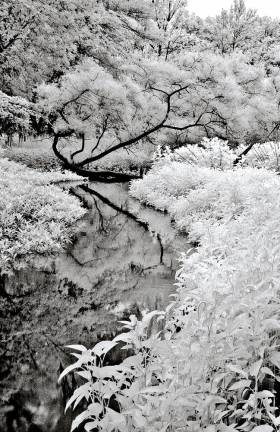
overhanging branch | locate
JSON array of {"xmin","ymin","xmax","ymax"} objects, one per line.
[{"xmin": 52, "ymin": 132, "xmax": 141, "ymax": 182}]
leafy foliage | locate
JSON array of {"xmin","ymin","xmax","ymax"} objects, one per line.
[
  {"xmin": 40, "ymin": 50, "xmax": 280, "ymax": 166},
  {"xmin": 152, "ymin": 138, "xmax": 280, "ymax": 172},
  {"xmin": 153, "ymin": 137, "xmax": 238, "ymax": 169},
  {"xmin": 0, "ymin": 158, "xmax": 85, "ymax": 273},
  {"xmin": 63, "ymin": 144, "xmax": 280, "ymax": 431},
  {"xmin": 5, "ymin": 0, "xmax": 280, "ymax": 429},
  {"xmin": 0, "ymin": 91, "xmax": 36, "ymax": 136}
]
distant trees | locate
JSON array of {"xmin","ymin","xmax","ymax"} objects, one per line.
[
  {"xmin": 0, "ymin": 0, "xmax": 80, "ymax": 97},
  {"xmin": 0, "ymin": 0, "xmax": 151, "ymax": 98},
  {"xmin": 202, "ymin": 0, "xmax": 280, "ymax": 68},
  {"xmin": 0, "ymin": 91, "xmax": 37, "ymax": 145},
  {"xmin": 145, "ymin": 0, "xmax": 189, "ymax": 59},
  {"xmin": 203, "ymin": 0, "xmax": 258, "ymax": 54}
]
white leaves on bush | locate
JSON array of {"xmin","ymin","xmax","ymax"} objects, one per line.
[
  {"xmin": 227, "ymin": 364, "xmax": 248, "ymax": 378},
  {"xmin": 66, "ymin": 345, "xmax": 88, "ymax": 352},
  {"xmin": 92, "ymin": 341, "xmax": 118, "ymax": 357},
  {"xmin": 0, "ymin": 158, "xmax": 85, "ymax": 273},
  {"xmin": 228, "ymin": 380, "xmax": 252, "ymax": 391},
  {"xmin": 250, "ymin": 359, "xmax": 263, "ymax": 377},
  {"xmin": 63, "ymin": 139, "xmax": 280, "ymax": 431},
  {"xmin": 269, "ymin": 352, "xmax": 280, "ymax": 369},
  {"xmin": 251, "ymin": 426, "xmax": 274, "ymax": 432}
]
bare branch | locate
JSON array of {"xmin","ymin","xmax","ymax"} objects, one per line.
[
  {"xmin": 91, "ymin": 115, "xmax": 109, "ymax": 154},
  {"xmin": 71, "ymin": 133, "xmax": 85, "ymax": 160}
]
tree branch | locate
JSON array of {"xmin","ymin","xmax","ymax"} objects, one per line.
[
  {"xmin": 91, "ymin": 115, "xmax": 109, "ymax": 154},
  {"xmin": 74, "ymin": 84, "xmax": 194, "ymax": 167},
  {"xmin": 52, "ymin": 132, "xmax": 141, "ymax": 182},
  {"xmin": 71, "ymin": 133, "xmax": 85, "ymax": 160}
]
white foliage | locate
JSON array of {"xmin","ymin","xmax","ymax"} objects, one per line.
[
  {"xmin": 0, "ymin": 158, "xmax": 85, "ymax": 273},
  {"xmin": 64, "ymin": 143, "xmax": 280, "ymax": 430}
]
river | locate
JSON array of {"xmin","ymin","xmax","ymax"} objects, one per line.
[{"xmin": 0, "ymin": 182, "xmax": 190, "ymax": 432}]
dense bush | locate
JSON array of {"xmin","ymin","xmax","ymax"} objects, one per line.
[
  {"xmin": 130, "ymin": 161, "xmax": 279, "ymax": 242},
  {"xmin": 63, "ymin": 144, "xmax": 280, "ymax": 431},
  {"xmin": 153, "ymin": 138, "xmax": 237, "ymax": 169},
  {"xmin": 2, "ymin": 147, "xmax": 61, "ymax": 171},
  {"xmin": 153, "ymin": 138, "xmax": 280, "ymax": 172},
  {"xmin": 0, "ymin": 158, "xmax": 86, "ymax": 273},
  {"xmin": 241, "ymin": 141, "xmax": 280, "ymax": 171}
]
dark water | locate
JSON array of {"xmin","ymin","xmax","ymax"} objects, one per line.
[{"xmin": 0, "ymin": 182, "xmax": 189, "ymax": 432}]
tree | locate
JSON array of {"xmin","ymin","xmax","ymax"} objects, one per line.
[
  {"xmin": 144, "ymin": 0, "xmax": 189, "ymax": 60},
  {"xmin": 0, "ymin": 91, "xmax": 37, "ymax": 146},
  {"xmin": 0, "ymin": 0, "xmax": 153, "ymax": 99},
  {"xmin": 36, "ymin": 50, "xmax": 280, "ymax": 179},
  {"xmin": 203, "ymin": 0, "xmax": 258, "ymax": 54},
  {"xmin": 0, "ymin": 0, "xmax": 79, "ymax": 97},
  {"xmin": 2, "ymin": 0, "xmax": 280, "ymax": 178}
]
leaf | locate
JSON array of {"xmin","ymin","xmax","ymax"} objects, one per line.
[
  {"xmin": 270, "ymin": 351, "xmax": 280, "ymax": 369},
  {"xmin": 71, "ymin": 410, "xmax": 93, "ymax": 432},
  {"xmin": 87, "ymin": 402, "xmax": 103, "ymax": 417},
  {"xmin": 65, "ymin": 383, "xmax": 91, "ymax": 412},
  {"xmin": 66, "ymin": 344, "xmax": 87, "ymax": 352},
  {"xmin": 228, "ymin": 379, "xmax": 251, "ymax": 391},
  {"xmin": 92, "ymin": 341, "xmax": 118, "ymax": 357},
  {"xmin": 118, "ymin": 315, "xmax": 137, "ymax": 329},
  {"xmin": 219, "ymin": 426, "xmax": 237, "ymax": 432},
  {"xmin": 268, "ymin": 412, "xmax": 280, "ymax": 427},
  {"xmin": 113, "ymin": 332, "xmax": 133, "ymax": 343},
  {"xmin": 122, "ymin": 353, "xmax": 142, "ymax": 368},
  {"xmin": 227, "ymin": 364, "xmax": 248, "ymax": 378},
  {"xmin": 261, "ymin": 367, "xmax": 275, "ymax": 378},
  {"xmin": 250, "ymin": 359, "xmax": 263, "ymax": 377},
  {"xmin": 251, "ymin": 426, "xmax": 273, "ymax": 432},
  {"xmin": 212, "ymin": 372, "xmax": 229, "ymax": 385},
  {"xmin": 204, "ymin": 395, "xmax": 227, "ymax": 409},
  {"xmin": 214, "ymin": 410, "xmax": 231, "ymax": 422},
  {"xmin": 58, "ymin": 361, "xmax": 81, "ymax": 382},
  {"xmin": 263, "ymin": 319, "xmax": 280, "ymax": 330},
  {"xmin": 132, "ymin": 409, "xmax": 147, "ymax": 428},
  {"xmin": 73, "ymin": 393, "xmax": 86, "ymax": 411},
  {"xmin": 77, "ymin": 370, "xmax": 92, "ymax": 380},
  {"xmin": 257, "ymin": 390, "xmax": 275, "ymax": 398},
  {"xmin": 85, "ymin": 421, "xmax": 98, "ymax": 432},
  {"xmin": 141, "ymin": 310, "xmax": 165, "ymax": 328},
  {"xmin": 105, "ymin": 408, "xmax": 126, "ymax": 429},
  {"xmin": 89, "ymin": 365, "xmax": 124, "ymax": 379},
  {"xmin": 70, "ymin": 353, "xmax": 81, "ymax": 360}
]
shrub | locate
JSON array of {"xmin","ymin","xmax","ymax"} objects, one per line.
[
  {"xmin": 63, "ymin": 142, "xmax": 280, "ymax": 431},
  {"xmin": 241, "ymin": 141, "xmax": 280, "ymax": 171},
  {"xmin": 153, "ymin": 138, "xmax": 280, "ymax": 173},
  {"xmin": 153, "ymin": 137, "xmax": 237, "ymax": 169},
  {"xmin": 0, "ymin": 158, "xmax": 86, "ymax": 273}
]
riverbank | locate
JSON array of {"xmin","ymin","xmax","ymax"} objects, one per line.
[
  {"xmin": 0, "ymin": 179, "xmax": 185, "ymax": 432},
  {"xmin": 127, "ymin": 158, "xmax": 280, "ymax": 430},
  {"xmin": 62, "ymin": 153, "xmax": 280, "ymax": 431},
  {"xmin": 0, "ymin": 158, "xmax": 86, "ymax": 274},
  {"xmin": 1, "ymin": 137, "xmax": 153, "ymax": 178}
]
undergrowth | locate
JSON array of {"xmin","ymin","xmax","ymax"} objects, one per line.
[
  {"xmin": 62, "ymin": 138, "xmax": 280, "ymax": 431},
  {"xmin": 0, "ymin": 158, "xmax": 86, "ymax": 273}
]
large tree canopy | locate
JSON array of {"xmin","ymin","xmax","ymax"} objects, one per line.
[
  {"xmin": 38, "ymin": 52, "xmax": 280, "ymax": 174},
  {"xmin": 2, "ymin": 0, "xmax": 280, "ymax": 178}
]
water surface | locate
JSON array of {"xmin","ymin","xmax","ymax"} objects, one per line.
[{"xmin": 0, "ymin": 182, "xmax": 189, "ymax": 432}]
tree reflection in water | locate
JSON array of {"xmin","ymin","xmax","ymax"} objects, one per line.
[{"xmin": 0, "ymin": 182, "xmax": 190, "ymax": 432}]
